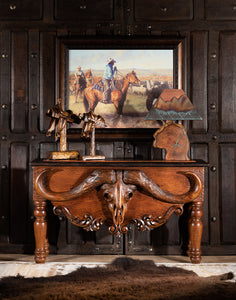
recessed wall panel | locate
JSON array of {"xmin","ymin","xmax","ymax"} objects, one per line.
[
  {"xmin": 11, "ymin": 32, "xmax": 28, "ymax": 133},
  {"xmin": 219, "ymin": 32, "xmax": 236, "ymax": 133}
]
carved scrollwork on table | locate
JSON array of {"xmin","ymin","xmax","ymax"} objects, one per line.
[
  {"xmin": 108, "ymin": 224, "xmax": 129, "ymax": 235},
  {"xmin": 35, "ymin": 168, "xmax": 202, "ymax": 235},
  {"xmin": 53, "ymin": 206, "xmax": 103, "ymax": 231},
  {"xmin": 133, "ymin": 205, "xmax": 184, "ymax": 231}
]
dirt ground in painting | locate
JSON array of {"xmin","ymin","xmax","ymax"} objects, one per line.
[{"xmin": 69, "ymin": 93, "xmax": 160, "ymax": 129}]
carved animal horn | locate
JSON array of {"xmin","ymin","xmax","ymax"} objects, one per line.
[
  {"xmin": 123, "ymin": 170, "xmax": 202, "ymax": 204},
  {"xmin": 35, "ymin": 169, "xmax": 116, "ymax": 201}
]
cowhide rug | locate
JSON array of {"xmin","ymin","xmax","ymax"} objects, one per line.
[{"xmin": 0, "ymin": 257, "xmax": 235, "ymax": 300}]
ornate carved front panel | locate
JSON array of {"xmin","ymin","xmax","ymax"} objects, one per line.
[{"xmin": 32, "ymin": 162, "xmax": 205, "ymax": 262}]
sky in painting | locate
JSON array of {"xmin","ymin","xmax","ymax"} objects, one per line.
[{"xmin": 69, "ymin": 49, "xmax": 173, "ymax": 71}]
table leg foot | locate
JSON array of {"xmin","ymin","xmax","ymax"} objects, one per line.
[
  {"xmin": 34, "ymin": 198, "xmax": 48, "ymax": 264},
  {"xmin": 187, "ymin": 201, "xmax": 203, "ymax": 264},
  {"xmin": 34, "ymin": 247, "xmax": 47, "ymax": 264},
  {"xmin": 187, "ymin": 249, "xmax": 202, "ymax": 264}
]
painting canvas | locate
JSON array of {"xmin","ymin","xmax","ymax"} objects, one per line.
[{"xmin": 68, "ymin": 49, "xmax": 173, "ymax": 128}]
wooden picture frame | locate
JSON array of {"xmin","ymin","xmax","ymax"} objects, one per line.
[{"xmin": 59, "ymin": 37, "xmax": 186, "ymax": 139}]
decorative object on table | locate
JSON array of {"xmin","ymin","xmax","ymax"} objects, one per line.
[
  {"xmin": 46, "ymin": 98, "xmax": 83, "ymax": 159},
  {"xmin": 81, "ymin": 110, "xmax": 107, "ymax": 160},
  {"xmin": 145, "ymin": 89, "xmax": 202, "ymax": 161},
  {"xmin": 66, "ymin": 41, "xmax": 175, "ymax": 129}
]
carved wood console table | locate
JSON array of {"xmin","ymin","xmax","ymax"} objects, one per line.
[{"xmin": 32, "ymin": 159, "xmax": 206, "ymax": 264}]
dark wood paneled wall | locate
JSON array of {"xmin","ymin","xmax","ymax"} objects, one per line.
[{"xmin": 0, "ymin": 0, "xmax": 236, "ymax": 255}]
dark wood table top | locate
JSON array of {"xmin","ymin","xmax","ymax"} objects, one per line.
[{"xmin": 31, "ymin": 159, "xmax": 208, "ymax": 167}]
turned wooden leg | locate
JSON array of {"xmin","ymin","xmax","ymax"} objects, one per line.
[
  {"xmin": 34, "ymin": 197, "xmax": 48, "ymax": 263},
  {"xmin": 187, "ymin": 201, "xmax": 203, "ymax": 264},
  {"xmin": 45, "ymin": 238, "xmax": 50, "ymax": 256}
]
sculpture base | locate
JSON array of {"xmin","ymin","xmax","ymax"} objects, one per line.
[
  {"xmin": 81, "ymin": 155, "xmax": 105, "ymax": 161},
  {"xmin": 47, "ymin": 151, "xmax": 80, "ymax": 160}
]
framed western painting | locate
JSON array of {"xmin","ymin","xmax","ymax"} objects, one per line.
[{"xmin": 60, "ymin": 38, "xmax": 185, "ymax": 130}]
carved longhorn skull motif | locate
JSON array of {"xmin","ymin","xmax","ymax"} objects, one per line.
[
  {"xmin": 99, "ymin": 171, "xmax": 137, "ymax": 227},
  {"xmin": 35, "ymin": 168, "xmax": 202, "ymax": 234}
]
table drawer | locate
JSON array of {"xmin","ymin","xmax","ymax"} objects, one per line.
[
  {"xmin": 0, "ymin": 0, "xmax": 42, "ymax": 20},
  {"xmin": 134, "ymin": 0, "xmax": 193, "ymax": 21},
  {"xmin": 55, "ymin": 0, "xmax": 114, "ymax": 21},
  {"xmin": 205, "ymin": 0, "xmax": 236, "ymax": 20}
]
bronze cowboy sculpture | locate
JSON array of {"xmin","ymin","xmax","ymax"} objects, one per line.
[{"xmin": 46, "ymin": 98, "xmax": 106, "ymax": 160}]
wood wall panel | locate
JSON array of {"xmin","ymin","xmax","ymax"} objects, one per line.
[
  {"xmin": 39, "ymin": 142, "xmax": 57, "ymax": 159},
  {"xmin": 133, "ymin": 227, "xmax": 151, "ymax": 247},
  {"xmin": 96, "ymin": 142, "xmax": 114, "ymax": 158},
  {"xmin": 134, "ymin": 0, "xmax": 193, "ymax": 21},
  {"xmin": 65, "ymin": 224, "xmax": 123, "ymax": 255},
  {"xmin": 95, "ymin": 225, "xmax": 114, "ymax": 245},
  {"xmin": 68, "ymin": 142, "xmax": 86, "ymax": 156},
  {"xmin": 161, "ymin": 214, "xmax": 180, "ymax": 245},
  {"xmin": 113, "ymin": 141, "xmax": 125, "ymax": 158},
  {"xmin": 134, "ymin": 142, "xmax": 152, "ymax": 160},
  {"xmin": 0, "ymin": 0, "xmax": 43, "ymax": 20},
  {"xmin": 54, "ymin": 0, "xmax": 114, "ymax": 21},
  {"xmin": 10, "ymin": 143, "xmax": 29, "ymax": 243},
  {"xmin": 219, "ymin": 144, "xmax": 236, "ymax": 244},
  {"xmin": 190, "ymin": 31, "xmax": 208, "ymax": 133},
  {"xmin": 219, "ymin": 32, "xmax": 236, "ymax": 133},
  {"xmin": 190, "ymin": 143, "xmax": 208, "ymax": 162},
  {"xmin": 0, "ymin": 31, "xmax": 11, "ymax": 131},
  {"xmin": 39, "ymin": 32, "xmax": 56, "ymax": 133},
  {"xmin": 29, "ymin": 30, "xmax": 40, "ymax": 133},
  {"xmin": 0, "ymin": 143, "xmax": 10, "ymax": 243},
  {"xmin": 208, "ymin": 31, "xmax": 219, "ymax": 134},
  {"xmin": 205, "ymin": 0, "xmax": 236, "ymax": 20},
  {"xmin": 11, "ymin": 31, "xmax": 28, "ymax": 133}
]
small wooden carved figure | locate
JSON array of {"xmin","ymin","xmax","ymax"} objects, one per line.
[
  {"xmin": 153, "ymin": 121, "xmax": 190, "ymax": 161},
  {"xmin": 81, "ymin": 111, "xmax": 106, "ymax": 160},
  {"xmin": 46, "ymin": 98, "xmax": 83, "ymax": 159},
  {"xmin": 46, "ymin": 98, "xmax": 82, "ymax": 139}
]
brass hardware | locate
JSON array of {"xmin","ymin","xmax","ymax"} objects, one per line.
[
  {"xmin": 1, "ymin": 104, "xmax": 7, "ymax": 110},
  {"xmin": 210, "ymin": 103, "xmax": 216, "ymax": 110},
  {"xmin": 161, "ymin": 7, "xmax": 167, "ymax": 12},
  {"xmin": 211, "ymin": 53, "xmax": 217, "ymax": 59},
  {"xmin": 211, "ymin": 166, "xmax": 217, "ymax": 172},
  {"xmin": 211, "ymin": 216, "xmax": 217, "ymax": 222},
  {"xmin": 31, "ymin": 53, "xmax": 38, "ymax": 59},
  {"xmin": 9, "ymin": 4, "xmax": 16, "ymax": 10},
  {"xmin": 31, "ymin": 104, "xmax": 38, "ymax": 110},
  {"xmin": 1, "ymin": 53, "xmax": 8, "ymax": 59}
]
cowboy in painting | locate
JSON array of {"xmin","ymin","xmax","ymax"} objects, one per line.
[
  {"xmin": 74, "ymin": 66, "xmax": 87, "ymax": 101},
  {"xmin": 102, "ymin": 58, "xmax": 117, "ymax": 103},
  {"xmin": 75, "ymin": 66, "xmax": 85, "ymax": 81}
]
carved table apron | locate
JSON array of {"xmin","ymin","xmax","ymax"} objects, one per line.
[{"xmin": 32, "ymin": 160, "xmax": 206, "ymax": 264}]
